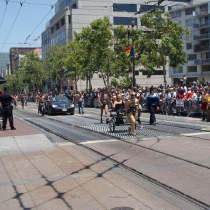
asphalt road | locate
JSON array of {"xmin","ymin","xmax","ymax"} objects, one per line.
[{"xmin": 13, "ymin": 102, "xmax": 210, "ymax": 208}]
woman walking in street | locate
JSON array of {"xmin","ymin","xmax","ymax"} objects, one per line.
[{"xmin": 146, "ymin": 87, "xmax": 159, "ymax": 125}]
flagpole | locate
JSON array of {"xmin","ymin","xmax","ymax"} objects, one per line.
[{"xmin": 127, "ymin": 21, "xmax": 136, "ymax": 87}]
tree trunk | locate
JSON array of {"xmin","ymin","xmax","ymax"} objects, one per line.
[
  {"xmin": 161, "ymin": 53, "xmax": 167, "ymax": 88},
  {"xmin": 89, "ymin": 76, "xmax": 92, "ymax": 91},
  {"xmin": 107, "ymin": 56, "xmax": 110, "ymax": 91},
  {"xmin": 86, "ymin": 71, "xmax": 88, "ymax": 91}
]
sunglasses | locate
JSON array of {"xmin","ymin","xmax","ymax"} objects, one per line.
[{"xmin": 131, "ymin": 94, "xmax": 136, "ymax": 96}]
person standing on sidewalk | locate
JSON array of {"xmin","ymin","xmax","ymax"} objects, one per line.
[
  {"xmin": 0, "ymin": 87, "xmax": 16, "ymax": 130},
  {"xmin": 201, "ymin": 87, "xmax": 209, "ymax": 121},
  {"xmin": 146, "ymin": 87, "xmax": 159, "ymax": 125},
  {"xmin": 78, "ymin": 92, "xmax": 84, "ymax": 114}
]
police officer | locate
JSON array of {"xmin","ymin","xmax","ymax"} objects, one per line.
[
  {"xmin": 0, "ymin": 87, "xmax": 16, "ymax": 130},
  {"xmin": 125, "ymin": 92, "xmax": 141, "ymax": 136}
]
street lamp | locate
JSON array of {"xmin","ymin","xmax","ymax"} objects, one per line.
[{"xmin": 127, "ymin": 20, "xmax": 136, "ymax": 87}]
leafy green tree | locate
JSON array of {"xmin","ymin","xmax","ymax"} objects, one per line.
[
  {"xmin": 4, "ymin": 70, "xmax": 26, "ymax": 93},
  {"xmin": 19, "ymin": 52, "xmax": 47, "ymax": 91},
  {"xmin": 138, "ymin": 10, "xmax": 190, "ymax": 87},
  {"xmin": 44, "ymin": 45, "xmax": 71, "ymax": 91}
]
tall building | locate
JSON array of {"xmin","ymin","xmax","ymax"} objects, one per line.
[
  {"xmin": 0, "ymin": 53, "xmax": 9, "ymax": 77},
  {"xmin": 169, "ymin": 0, "xmax": 210, "ymax": 85},
  {"xmin": 42, "ymin": 0, "xmax": 189, "ymax": 90}
]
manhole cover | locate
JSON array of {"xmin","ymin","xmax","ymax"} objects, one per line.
[{"xmin": 111, "ymin": 208, "xmax": 135, "ymax": 210}]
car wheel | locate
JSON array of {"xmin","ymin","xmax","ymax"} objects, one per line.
[{"xmin": 49, "ymin": 109, "xmax": 53, "ymax": 115}]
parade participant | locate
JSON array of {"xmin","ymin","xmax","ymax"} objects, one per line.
[
  {"xmin": 146, "ymin": 87, "xmax": 159, "ymax": 125},
  {"xmin": 201, "ymin": 88, "xmax": 209, "ymax": 121},
  {"xmin": 98, "ymin": 89, "xmax": 109, "ymax": 123},
  {"xmin": 113, "ymin": 94, "xmax": 124, "ymax": 125},
  {"xmin": 38, "ymin": 93, "xmax": 46, "ymax": 116},
  {"xmin": 125, "ymin": 92, "xmax": 141, "ymax": 136},
  {"xmin": 78, "ymin": 92, "xmax": 84, "ymax": 114},
  {"xmin": 20, "ymin": 94, "xmax": 25, "ymax": 109},
  {"xmin": 0, "ymin": 87, "xmax": 16, "ymax": 130},
  {"xmin": 13, "ymin": 94, "xmax": 18, "ymax": 109}
]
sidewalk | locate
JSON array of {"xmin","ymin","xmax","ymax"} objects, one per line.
[{"xmin": 0, "ymin": 118, "xmax": 188, "ymax": 209}]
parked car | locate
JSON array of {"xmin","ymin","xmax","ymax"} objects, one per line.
[{"xmin": 45, "ymin": 96, "xmax": 74, "ymax": 115}]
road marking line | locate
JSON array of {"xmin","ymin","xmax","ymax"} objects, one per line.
[
  {"xmin": 140, "ymin": 117, "xmax": 208, "ymax": 127},
  {"xmin": 81, "ymin": 139, "xmax": 118, "ymax": 144},
  {"xmin": 181, "ymin": 132, "xmax": 210, "ymax": 136}
]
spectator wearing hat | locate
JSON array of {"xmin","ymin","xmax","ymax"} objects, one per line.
[
  {"xmin": 0, "ymin": 87, "xmax": 16, "ymax": 130},
  {"xmin": 146, "ymin": 87, "xmax": 159, "ymax": 125}
]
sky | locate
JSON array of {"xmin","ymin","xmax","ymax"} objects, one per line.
[{"xmin": 0, "ymin": 0, "xmax": 57, "ymax": 53}]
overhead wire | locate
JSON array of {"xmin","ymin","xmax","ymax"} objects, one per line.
[
  {"xmin": 1, "ymin": 0, "xmax": 52, "ymax": 7},
  {"xmin": 0, "ymin": 0, "xmax": 26, "ymax": 52},
  {"xmin": 20, "ymin": 4, "xmax": 55, "ymax": 47},
  {"xmin": 0, "ymin": 0, "xmax": 9, "ymax": 32}
]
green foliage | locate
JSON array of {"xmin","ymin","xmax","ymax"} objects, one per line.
[
  {"xmin": 137, "ymin": 10, "xmax": 190, "ymax": 87},
  {"xmin": 5, "ymin": 52, "xmax": 46, "ymax": 92},
  {"xmin": 111, "ymin": 76, "xmax": 132, "ymax": 89},
  {"xmin": 199, "ymin": 76, "xmax": 205, "ymax": 85}
]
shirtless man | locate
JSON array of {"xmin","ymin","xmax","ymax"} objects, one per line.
[{"xmin": 98, "ymin": 89, "xmax": 109, "ymax": 123}]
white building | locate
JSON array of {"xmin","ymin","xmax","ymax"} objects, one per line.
[
  {"xmin": 169, "ymin": 0, "xmax": 210, "ymax": 85},
  {"xmin": 42, "ymin": 0, "xmax": 188, "ymax": 90}
]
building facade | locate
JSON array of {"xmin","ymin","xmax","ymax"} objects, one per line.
[
  {"xmin": 42, "ymin": 0, "xmax": 189, "ymax": 90},
  {"xmin": 9, "ymin": 47, "xmax": 41, "ymax": 73},
  {"xmin": 169, "ymin": 0, "xmax": 210, "ymax": 85},
  {"xmin": 0, "ymin": 53, "xmax": 9, "ymax": 77}
]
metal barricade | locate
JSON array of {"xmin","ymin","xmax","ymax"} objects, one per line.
[{"xmin": 187, "ymin": 99, "xmax": 202, "ymax": 117}]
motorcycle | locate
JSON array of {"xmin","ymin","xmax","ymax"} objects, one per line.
[{"xmin": 39, "ymin": 103, "xmax": 45, "ymax": 116}]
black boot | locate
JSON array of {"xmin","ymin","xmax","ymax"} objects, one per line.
[
  {"xmin": 101, "ymin": 117, "xmax": 103, "ymax": 123},
  {"xmin": 137, "ymin": 118, "xmax": 141, "ymax": 124}
]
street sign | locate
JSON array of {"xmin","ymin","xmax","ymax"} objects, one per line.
[{"xmin": 176, "ymin": 100, "xmax": 184, "ymax": 107}]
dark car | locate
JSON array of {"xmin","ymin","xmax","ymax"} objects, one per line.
[{"xmin": 45, "ymin": 96, "xmax": 74, "ymax": 115}]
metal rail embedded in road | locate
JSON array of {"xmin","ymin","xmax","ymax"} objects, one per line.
[{"xmin": 23, "ymin": 117, "xmax": 210, "ymax": 210}]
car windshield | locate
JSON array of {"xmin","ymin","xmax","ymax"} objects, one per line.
[{"xmin": 50, "ymin": 96, "xmax": 69, "ymax": 102}]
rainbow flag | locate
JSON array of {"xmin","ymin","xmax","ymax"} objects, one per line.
[
  {"xmin": 125, "ymin": 47, "xmax": 131, "ymax": 56},
  {"xmin": 125, "ymin": 42, "xmax": 135, "ymax": 56}
]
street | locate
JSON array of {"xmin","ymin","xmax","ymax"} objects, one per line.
[{"xmin": 0, "ymin": 102, "xmax": 210, "ymax": 209}]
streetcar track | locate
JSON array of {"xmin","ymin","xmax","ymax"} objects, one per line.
[
  {"xmin": 14, "ymin": 110, "xmax": 210, "ymax": 170},
  {"xmin": 79, "ymin": 114, "xmax": 210, "ymax": 141},
  {"xmin": 22, "ymin": 117, "xmax": 210, "ymax": 210}
]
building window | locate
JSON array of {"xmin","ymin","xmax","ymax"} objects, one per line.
[
  {"xmin": 142, "ymin": 70, "xmax": 165, "ymax": 75},
  {"xmin": 113, "ymin": 4, "xmax": 137, "ymax": 12},
  {"xmin": 173, "ymin": 66, "xmax": 183, "ymax": 74},
  {"xmin": 186, "ymin": 19, "xmax": 194, "ymax": 27},
  {"xmin": 72, "ymin": 3, "xmax": 77, "ymax": 9},
  {"xmin": 113, "ymin": 17, "xmax": 137, "ymax": 26},
  {"xmin": 202, "ymin": 65, "xmax": 210, "ymax": 72},
  {"xmin": 135, "ymin": 70, "xmax": 139, "ymax": 76},
  {"xmin": 185, "ymin": 8, "xmax": 195, "ymax": 16},
  {"xmin": 51, "ymin": 27, "xmax": 54, "ymax": 35},
  {"xmin": 140, "ymin": 5, "xmax": 164, "ymax": 13},
  {"xmin": 172, "ymin": 11, "xmax": 181, "ymax": 18},
  {"xmin": 186, "ymin": 43, "xmax": 192, "ymax": 49},
  {"xmin": 68, "ymin": 15, "xmax": 71, "ymax": 24},
  {"xmin": 61, "ymin": 17, "xmax": 65, "ymax": 26},
  {"xmin": 187, "ymin": 66, "xmax": 197, "ymax": 73},
  {"xmin": 188, "ymin": 54, "xmax": 197, "ymax": 61},
  {"xmin": 55, "ymin": 22, "xmax": 59, "ymax": 30}
]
